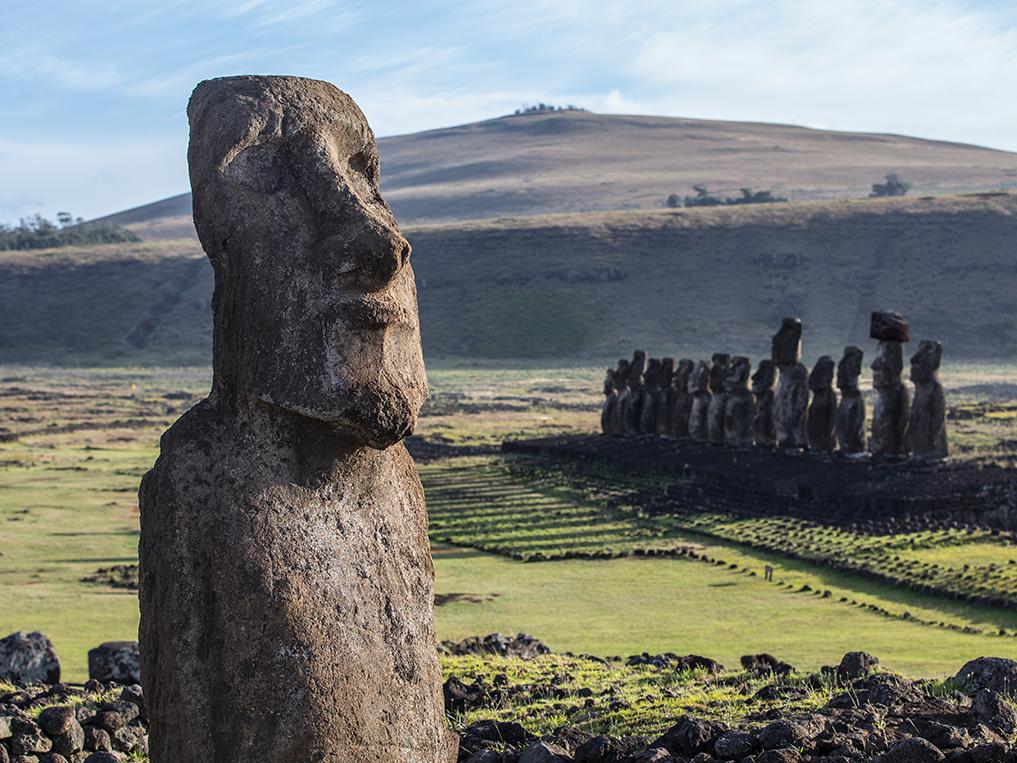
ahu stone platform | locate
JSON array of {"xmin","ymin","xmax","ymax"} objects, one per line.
[{"xmin": 502, "ymin": 434, "xmax": 1017, "ymax": 530}]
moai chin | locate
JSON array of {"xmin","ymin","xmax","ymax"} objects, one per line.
[
  {"xmin": 639, "ymin": 358, "xmax": 663, "ymax": 435},
  {"xmin": 772, "ymin": 317, "xmax": 808, "ymax": 449},
  {"xmin": 623, "ymin": 350, "xmax": 648, "ymax": 436},
  {"xmin": 869, "ymin": 311, "xmax": 911, "ymax": 457},
  {"xmin": 670, "ymin": 359, "xmax": 695, "ymax": 439},
  {"xmin": 907, "ymin": 340, "xmax": 948, "ymax": 460},
  {"xmin": 609, "ymin": 358, "xmax": 631, "ymax": 435},
  {"xmin": 706, "ymin": 353, "xmax": 731, "ymax": 444},
  {"xmin": 655, "ymin": 357, "xmax": 676, "ymax": 436},
  {"xmin": 723, "ymin": 356, "xmax": 754, "ymax": 447},
  {"xmin": 138, "ymin": 76, "xmax": 454, "ymax": 763},
  {"xmin": 688, "ymin": 360, "xmax": 712, "ymax": 442},
  {"xmin": 751, "ymin": 359, "xmax": 777, "ymax": 447},
  {"xmin": 835, "ymin": 346, "xmax": 866, "ymax": 454},
  {"xmin": 806, "ymin": 355, "xmax": 837, "ymax": 453}
]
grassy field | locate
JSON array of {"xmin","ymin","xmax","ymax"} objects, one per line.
[{"xmin": 1, "ymin": 364, "xmax": 1016, "ymax": 681}]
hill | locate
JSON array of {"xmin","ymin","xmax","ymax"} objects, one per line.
[
  {"xmin": 91, "ymin": 111, "xmax": 1017, "ymax": 238},
  {"xmin": 4, "ymin": 193, "xmax": 1017, "ymax": 365}
]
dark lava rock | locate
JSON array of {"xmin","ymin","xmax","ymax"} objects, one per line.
[
  {"xmin": 83, "ymin": 727, "xmax": 113, "ymax": 753},
  {"xmin": 0, "ymin": 631, "xmax": 60, "ymax": 685},
  {"xmin": 38, "ymin": 754, "xmax": 69, "ymax": 763},
  {"xmin": 871, "ymin": 311, "xmax": 911, "ymax": 342},
  {"xmin": 517, "ymin": 741, "xmax": 572, "ymax": 762},
  {"xmin": 627, "ymin": 749, "xmax": 673, "ymax": 762},
  {"xmin": 713, "ymin": 729, "xmax": 758, "ymax": 759},
  {"xmin": 626, "ymin": 653, "xmax": 723, "ymax": 673},
  {"xmin": 464, "ymin": 752, "xmax": 513, "ymax": 763},
  {"xmin": 459, "ymin": 719, "xmax": 536, "ymax": 757},
  {"xmin": 759, "ymin": 720, "xmax": 812, "ymax": 750},
  {"xmin": 652, "ymin": 716, "xmax": 727, "ymax": 756},
  {"xmin": 837, "ymin": 651, "xmax": 880, "ymax": 680},
  {"xmin": 955, "ymin": 658, "xmax": 1017, "ymax": 698},
  {"xmin": 741, "ymin": 654, "xmax": 795, "ymax": 676},
  {"xmin": 757, "ymin": 750, "xmax": 802, "ymax": 763},
  {"xmin": 87, "ymin": 643, "xmax": 140, "ymax": 685},
  {"xmin": 972, "ymin": 689, "xmax": 1017, "ymax": 736},
  {"xmin": 875, "ymin": 737, "xmax": 945, "ymax": 763},
  {"xmin": 37, "ymin": 706, "xmax": 75, "ymax": 737},
  {"xmin": 49, "ymin": 719, "xmax": 85, "ymax": 757},
  {"xmin": 552, "ymin": 726, "xmax": 595, "ymax": 755},
  {"xmin": 83, "ymin": 753, "xmax": 123, "ymax": 763},
  {"xmin": 444, "ymin": 677, "xmax": 488, "ymax": 714},
  {"xmin": 575, "ymin": 734, "xmax": 645, "ymax": 763},
  {"xmin": 441, "ymin": 633, "xmax": 552, "ymax": 660}
]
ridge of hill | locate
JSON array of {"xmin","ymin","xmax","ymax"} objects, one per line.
[
  {"xmin": 4, "ymin": 192, "xmax": 1017, "ymax": 365},
  {"xmin": 90, "ymin": 111, "xmax": 1017, "ymax": 239}
]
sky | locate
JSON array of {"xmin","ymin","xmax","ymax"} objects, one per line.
[{"xmin": 2, "ymin": 0, "xmax": 1017, "ymax": 223}]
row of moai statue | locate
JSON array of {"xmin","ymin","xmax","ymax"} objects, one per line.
[{"xmin": 600, "ymin": 311, "xmax": 948, "ymax": 461}]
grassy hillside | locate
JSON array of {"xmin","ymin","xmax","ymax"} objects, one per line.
[
  {"xmin": 6, "ymin": 192, "xmax": 1015, "ymax": 364},
  {"xmin": 91, "ymin": 110, "xmax": 1017, "ymax": 237}
]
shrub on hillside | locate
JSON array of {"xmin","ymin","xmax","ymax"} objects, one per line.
[
  {"xmin": 670, "ymin": 186, "xmax": 788, "ymax": 208},
  {"xmin": 0, "ymin": 212, "xmax": 140, "ymax": 250},
  {"xmin": 870, "ymin": 173, "xmax": 911, "ymax": 197},
  {"xmin": 513, "ymin": 103, "xmax": 588, "ymax": 115}
]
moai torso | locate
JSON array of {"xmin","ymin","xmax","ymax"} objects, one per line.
[
  {"xmin": 139, "ymin": 76, "xmax": 454, "ymax": 763},
  {"xmin": 706, "ymin": 353, "xmax": 731, "ymax": 444},
  {"xmin": 907, "ymin": 340, "xmax": 948, "ymax": 460},
  {"xmin": 607, "ymin": 359, "xmax": 629, "ymax": 436},
  {"xmin": 723, "ymin": 356, "xmax": 754, "ymax": 447},
  {"xmin": 623, "ymin": 351, "xmax": 647, "ymax": 436},
  {"xmin": 655, "ymin": 357, "xmax": 675, "ymax": 436},
  {"xmin": 772, "ymin": 318, "xmax": 808, "ymax": 449},
  {"xmin": 670, "ymin": 359, "xmax": 695, "ymax": 438},
  {"xmin": 600, "ymin": 367, "xmax": 616, "ymax": 435},
  {"xmin": 639, "ymin": 358, "xmax": 662, "ymax": 434},
  {"xmin": 751, "ymin": 359, "xmax": 777, "ymax": 447},
  {"xmin": 835, "ymin": 346, "xmax": 866, "ymax": 454},
  {"xmin": 688, "ymin": 360, "xmax": 712, "ymax": 442},
  {"xmin": 869, "ymin": 311, "xmax": 911, "ymax": 457},
  {"xmin": 806, "ymin": 356, "xmax": 837, "ymax": 453}
]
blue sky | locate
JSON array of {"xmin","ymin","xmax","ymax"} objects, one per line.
[{"xmin": 2, "ymin": 0, "xmax": 1017, "ymax": 222}]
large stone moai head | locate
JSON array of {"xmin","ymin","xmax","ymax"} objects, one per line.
[
  {"xmin": 709, "ymin": 354, "xmax": 731, "ymax": 394},
  {"xmin": 837, "ymin": 346, "xmax": 864, "ymax": 390},
  {"xmin": 871, "ymin": 342, "xmax": 905, "ymax": 388},
  {"xmin": 628, "ymin": 350, "xmax": 647, "ymax": 389},
  {"xmin": 725, "ymin": 356, "xmax": 751, "ymax": 392},
  {"xmin": 690, "ymin": 360, "xmax": 711, "ymax": 393},
  {"xmin": 673, "ymin": 359, "xmax": 694, "ymax": 391},
  {"xmin": 188, "ymin": 76, "xmax": 425, "ymax": 449},
  {"xmin": 751, "ymin": 359, "xmax": 776, "ymax": 395},
  {"xmin": 659, "ymin": 357, "xmax": 675, "ymax": 389},
  {"xmin": 910, "ymin": 340, "xmax": 942, "ymax": 384},
  {"xmin": 809, "ymin": 356, "xmax": 835, "ymax": 393},
  {"xmin": 772, "ymin": 318, "xmax": 802, "ymax": 367},
  {"xmin": 644, "ymin": 358, "xmax": 662, "ymax": 390}
]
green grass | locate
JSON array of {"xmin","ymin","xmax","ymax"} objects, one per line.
[{"xmin": 2, "ymin": 365, "xmax": 1017, "ymax": 682}]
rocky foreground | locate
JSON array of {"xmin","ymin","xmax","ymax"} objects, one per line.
[{"xmin": 5, "ymin": 632, "xmax": 1017, "ymax": 762}]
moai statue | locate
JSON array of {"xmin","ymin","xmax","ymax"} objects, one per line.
[
  {"xmin": 670, "ymin": 359, "xmax": 695, "ymax": 438},
  {"xmin": 706, "ymin": 353, "xmax": 731, "ymax": 444},
  {"xmin": 639, "ymin": 358, "xmax": 662, "ymax": 434},
  {"xmin": 772, "ymin": 317, "xmax": 808, "ymax": 449},
  {"xmin": 908, "ymin": 340, "xmax": 948, "ymax": 460},
  {"xmin": 751, "ymin": 359, "xmax": 777, "ymax": 446},
  {"xmin": 835, "ymin": 346, "xmax": 866, "ymax": 455},
  {"xmin": 600, "ymin": 364, "xmax": 622, "ymax": 435},
  {"xmin": 622, "ymin": 350, "xmax": 647, "ymax": 436},
  {"xmin": 869, "ymin": 311, "xmax": 911, "ymax": 458},
  {"xmin": 609, "ymin": 358, "xmax": 630, "ymax": 435},
  {"xmin": 806, "ymin": 356, "xmax": 837, "ymax": 453},
  {"xmin": 723, "ymin": 356, "xmax": 754, "ymax": 446},
  {"xmin": 688, "ymin": 360, "xmax": 712, "ymax": 442},
  {"xmin": 139, "ymin": 77, "xmax": 455, "ymax": 762},
  {"xmin": 655, "ymin": 357, "xmax": 676, "ymax": 436}
]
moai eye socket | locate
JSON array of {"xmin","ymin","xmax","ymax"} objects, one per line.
[{"xmin": 225, "ymin": 142, "xmax": 282, "ymax": 194}]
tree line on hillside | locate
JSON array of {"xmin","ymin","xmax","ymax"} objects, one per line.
[
  {"xmin": 513, "ymin": 103, "xmax": 588, "ymax": 115},
  {"xmin": 0, "ymin": 212, "xmax": 140, "ymax": 250},
  {"xmin": 665, "ymin": 173, "xmax": 912, "ymax": 209}
]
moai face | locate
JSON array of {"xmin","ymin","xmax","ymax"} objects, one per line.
[
  {"xmin": 836, "ymin": 346, "xmax": 863, "ymax": 390},
  {"xmin": 725, "ymin": 356, "xmax": 751, "ymax": 391},
  {"xmin": 673, "ymin": 359, "xmax": 694, "ymax": 390},
  {"xmin": 871, "ymin": 342, "xmax": 904, "ymax": 389},
  {"xmin": 709, "ymin": 353, "xmax": 731, "ymax": 393},
  {"xmin": 771, "ymin": 317, "xmax": 803, "ymax": 367},
  {"xmin": 644, "ymin": 358, "xmax": 662, "ymax": 390},
  {"xmin": 910, "ymin": 340, "xmax": 943, "ymax": 384},
  {"xmin": 627, "ymin": 351, "xmax": 647, "ymax": 389},
  {"xmin": 616, "ymin": 359, "xmax": 630, "ymax": 389},
  {"xmin": 689, "ymin": 361, "xmax": 711, "ymax": 393},
  {"xmin": 751, "ymin": 359, "xmax": 776, "ymax": 395},
  {"xmin": 188, "ymin": 76, "xmax": 425, "ymax": 448},
  {"xmin": 808, "ymin": 356, "xmax": 835, "ymax": 392},
  {"xmin": 659, "ymin": 357, "xmax": 675, "ymax": 388}
]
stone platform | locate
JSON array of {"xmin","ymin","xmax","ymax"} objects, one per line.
[{"xmin": 502, "ymin": 434, "xmax": 1017, "ymax": 530}]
